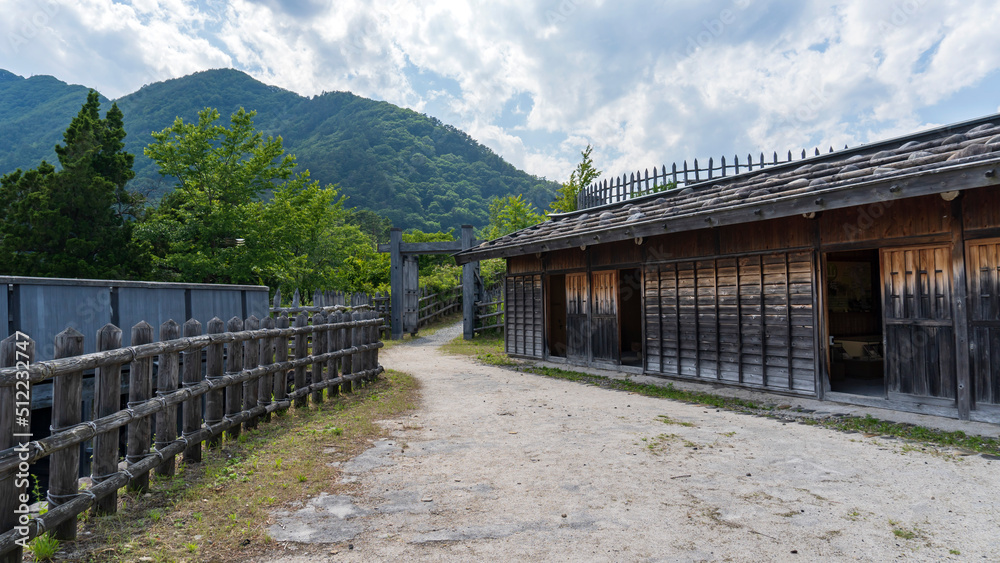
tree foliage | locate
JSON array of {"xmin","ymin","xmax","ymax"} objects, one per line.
[
  {"xmin": 480, "ymin": 194, "xmax": 544, "ymax": 240},
  {"xmin": 549, "ymin": 144, "xmax": 601, "ymax": 214},
  {"xmin": 0, "ymin": 90, "xmax": 147, "ymax": 278},
  {"xmin": 137, "ymin": 106, "xmax": 371, "ymax": 297}
]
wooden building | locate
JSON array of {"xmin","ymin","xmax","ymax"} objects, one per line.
[{"xmin": 456, "ymin": 115, "xmax": 1000, "ymax": 422}]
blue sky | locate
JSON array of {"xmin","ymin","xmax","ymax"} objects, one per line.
[{"xmin": 1, "ymin": 0, "xmax": 998, "ymax": 183}]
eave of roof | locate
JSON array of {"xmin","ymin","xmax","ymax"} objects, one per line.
[{"xmin": 456, "ymin": 114, "xmax": 1000, "ymax": 264}]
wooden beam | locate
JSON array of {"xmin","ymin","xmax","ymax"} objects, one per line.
[
  {"xmin": 950, "ymin": 199, "xmax": 972, "ymax": 420},
  {"xmin": 389, "ymin": 229, "xmax": 403, "ymax": 340},
  {"xmin": 378, "ymin": 240, "xmax": 474, "ymax": 255},
  {"xmin": 461, "ymin": 225, "xmax": 478, "ymax": 341}
]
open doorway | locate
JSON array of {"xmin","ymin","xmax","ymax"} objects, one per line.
[
  {"xmin": 619, "ymin": 268, "xmax": 643, "ymax": 367},
  {"xmin": 546, "ymin": 274, "xmax": 567, "ymax": 358},
  {"xmin": 825, "ymin": 250, "xmax": 884, "ymax": 396}
]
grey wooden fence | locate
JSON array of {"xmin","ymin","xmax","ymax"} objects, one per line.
[
  {"xmin": 576, "ymin": 145, "xmax": 849, "ymax": 210},
  {"xmin": 0, "ymin": 311, "xmax": 383, "ymax": 561},
  {"xmin": 474, "ymin": 283, "xmax": 505, "ymax": 334}
]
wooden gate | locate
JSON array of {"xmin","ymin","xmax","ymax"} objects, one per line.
[
  {"xmin": 591, "ymin": 271, "xmax": 619, "ymax": 362},
  {"xmin": 504, "ymin": 274, "xmax": 543, "ymax": 357},
  {"xmin": 881, "ymin": 246, "xmax": 957, "ymax": 401},
  {"xmin": 966, "ymin": 239, "xmax": 1000, "ymax": 406},
  {"xmin": 566, "ymin": 272, "xmax": 589, "ymax": 361}
]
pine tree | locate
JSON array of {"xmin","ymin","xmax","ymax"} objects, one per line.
[{"xmin": 0, "ymin": 90, "xmax": 147, "ymax": 278}]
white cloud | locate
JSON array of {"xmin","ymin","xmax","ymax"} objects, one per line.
[{"xmin": 1, "ymin": 0, "xmax": 999, "ymax": 185}]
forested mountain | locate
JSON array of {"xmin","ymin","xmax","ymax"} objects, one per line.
[{"xmin": 0, "ymin": 68, "xmax": 558, "ymax": 231}]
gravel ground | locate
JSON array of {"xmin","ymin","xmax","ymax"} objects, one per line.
[{"xmin": 264, "ymin": 324, "xmax": 1000, "ymax": 562}]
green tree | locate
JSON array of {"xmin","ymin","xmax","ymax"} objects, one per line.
[
  {"xmin": 549, "ymin": 144, "xmax": 601, "ymax": 214},
  {"xmin": 138, "ymin": 107, "xmax": 296, "ymax": 283},
  {"xmin": 0, "ymin": 90, "xmax": 147, "ymax": 278},
  {"xmin": 481, "ymin": 194, "xmax": 544, "ymax": 240}
]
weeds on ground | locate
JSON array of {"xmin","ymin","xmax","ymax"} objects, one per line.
[
  {"xmin": 446, "ymin": 335, "xmax": 1000, "ymax": 456},
  {"xmin": 75, "ymin": 370, "xmax": 419, "ymax": 563},
  {"xmin": 28, "ymin": 532, "xmax": 60, "ymax": 561}
]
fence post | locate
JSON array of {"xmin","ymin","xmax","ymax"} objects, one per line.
[
  {"xmin": 127, "ymin": 321, "xmax": 153, "ymax": 493},
  {"xmin": 204, "ymin": 317, "xmax": 225, "ymax": 449},
  {"xmin": 225, "ymin": 317, "xmax": 244, "ymax": 441},
  {"xmin": 50, "ymin": 327, "xmax": 84, "ymax": 540},
  {"xmin": 351, "ymin": 311, "xmax": 364, "ymax": 384},
  {"xmin": 312, "ymin": 312, "xmax": 326, "ymax": 404},
  {"xmin": 293, "ymin": 313, "xmax": 308, "ymax": 408},
  {"xmin": 341, "ymin": 313, "xmax": 354, "ymax": 394},
  {"xmin": 243, "ymin": 315, "xmax": 260, "ymax": 431},
  {"xmin": 326, "ymin": 313, "xmax": 340, "ymax": 397},
  {"xmin": 259, "ymin": 316, "xmax": 275, "ymax": 423},
  {"xmin": 155, "ymin": 320, "xmax": 180, "ymax": 478},
  {"xmin": 462, "ymin": 224, "xmax": 477, "ymax": 340},
  {"xmin": 182, "ymin": 319, "xmax": 202, "ymax": 463},
  {"xmin": 390, "ymin": 228, "xmax": 403, "ymax": 339},
  {"xmin": 1, "ymin": 333, "xmax": 34, "ymax": 563},
  {"xmin": 274, "ymin": 315, "xmax": 290, "ymax": 405},
  {"xmin": 92, "ymin": 323, "xmax": 122, "ymax": 515}
]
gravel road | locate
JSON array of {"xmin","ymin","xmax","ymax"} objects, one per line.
[{"xmin": 265, "ymin": 323, "xmax": 1000, "ymax": 562}]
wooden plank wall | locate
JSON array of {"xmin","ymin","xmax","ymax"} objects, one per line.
[
  {"xmin": 966, "ymin": 239, "xmax": 1000, "ymax": 406},
  {"xmin": 644, "ymin": 250, "xmax": 816, "ymax": 395},
  {"xmin": 505, "ymin": 274, "xmax": 543, "ymax": 357},
  {"xmin": 509, "ymin": 254, "xmax": 543, "ymax": 274}
]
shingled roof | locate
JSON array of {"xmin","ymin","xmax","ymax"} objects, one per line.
[{"xmin": 455, "ymin": 114, "xmax": 1000, "ymax": 264}]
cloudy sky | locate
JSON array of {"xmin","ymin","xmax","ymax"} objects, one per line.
[{"xmin": 1, "ymin": 0, "xmax": 999, "ymax": 183}]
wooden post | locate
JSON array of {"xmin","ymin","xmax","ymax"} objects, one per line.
[
  {"xmin": 312, "ymin": 312, "xmax": 327, "ymax": 404},
  {"xmin": 243, "ymin": 315, "xmax": 260, "ymax": 431},
  {"xmin": 293, "ymin": 313, "xmax": 308, "ymax": 408},
  {"xmin": 181, "ymin": 319, "xmax": 202, "ymax": 463},
  {"xmin": 50, "ymin": 327, "xmax": 84, "ymax": 540},
  {"xmin": 951, "ymin": 199, "xmax": 972, "ymax": 420},
  {"xmin": 204, "ymin": 317, "xmax": 225, "ymax": 448},
  {"xmin": 1, "ymin": 333, "xmax": 33, "ymax": 563},
  {"xmin": 127, "ymin": 321, "xmax": 153, "ymax": 493},
  {"xmin": 225, "ymin": 316, "xmax": 244, "ymax": 441},
  {"xmin": 274, "ymin": 315, "xmax": 290, "ymax": 403},
  {"xmin": 462, "ymin": 224, "xmax": 477, "ymax": 340},
  {"xmin": 326, "ymin": 312, "xmax": 340, "ymax": 397},
  {"xmin": 259, "ymin": 316, "xmax": 275, "ymax": 423},
  {"xmin": 352, "ymin": 312, "xmax": 364, "ymax": 385},
  {"xmin": 341, "ymin": 313, "xmax": 354, "ymax": 394},
  {"xmin": 390, "ymin": 227, "xmax": 403, "ymax": 340},
  {"xmin": 92, "ymin": 323, "xmax": 122, "ymax": 515},
  {"xmin": 155, "ymin": 319, "xmax": 180, "ymax": 477}
]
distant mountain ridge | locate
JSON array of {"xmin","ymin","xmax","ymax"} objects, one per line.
[{"xmin": 0, "ymin": 68, "xmax": 558, "ymax": 231}]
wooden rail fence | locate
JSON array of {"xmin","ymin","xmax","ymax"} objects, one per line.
[
  {"xmin": 474, "ymin": 284, "xmax": 505, "ymax": 334},
  {"xmin": 576, "ymin": 145, "xmax": 850, "ymax": 210},
  {"xmin": 0, "ymin": 311, "xmax": 383, "ymax": 561}
]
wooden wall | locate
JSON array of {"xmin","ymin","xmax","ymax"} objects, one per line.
[
  {"xmin": 819, "ymin": 195, "xmax": 951, "ymax": 246},
  {"xmin": 505, "ymin": 274, "xmax": 543, "ymax": 357},
  {"xmin": 963, "ymin": 187, "xmax": 1000, "ymax": 233},
  {"xmin": 509, "ymin": 255, "xmax": 543, "ymax": 274},
  {"xmin": 643, "ymin": 251, "xmax": 816, "ymax": 395}
]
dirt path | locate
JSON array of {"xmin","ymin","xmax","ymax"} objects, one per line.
[{"xmin": 265, "ymin": 324, "xmax": 999, "ymax": 562}]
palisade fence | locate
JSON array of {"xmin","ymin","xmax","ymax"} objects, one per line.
[
  {"xmin": 576, "ymin": 145, "xmax": 849, "ymax": 210},
  {"xmin": 474, "ymin": 283, "xmax": 505, "ymax": 335},
  {"xmin": 0, "ymin": 310, "xmax": 383, "ymax": 560}
]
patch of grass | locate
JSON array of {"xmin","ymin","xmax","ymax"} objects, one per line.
[
  {"xmin": 74, "ymin": 369, "xmax": 419, "ymax": 563},
  {"xmin": 441, "ymin": 333, "xmax": 516, "ymax": 366},
  {"xmin": 892, "ymin": 527, "xmax": 917, "ymax": 540},
  {"xmin": 822, "ymin": 414, "xmax": 1000, "ymax": 456},
  {"xmin": 949, "ymin": 548, "xmax": 961, "ymax": 555},
  {"xmin": 28, "ymin": 532, "xmax": 60, "ymax": 561},
  {"xmin": 657, "ymin": 414, "xmax": 695, "ymax": 427}
]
